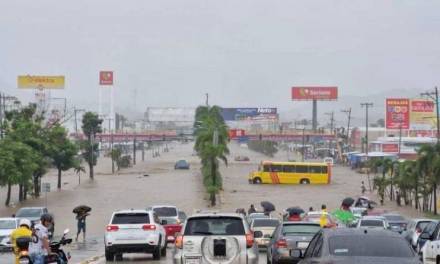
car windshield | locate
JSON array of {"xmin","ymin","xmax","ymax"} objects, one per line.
[
  {"xmin": 383, "ymin": 215, "xmax": 404, "ymax": 221},
  {"xmin": 417, "ymin": 221, "xmax": 431, "ymax": 230},
  {"xmin": 0, "ymin": 220, "xmax": 16, "ymax": 229},
  {"xmin": 153, "ymin": 207, "xmax": 177, "ymax": 217},
  {"xmin": 177, "ymin": 160, "xmax": 187, "ymax": 165},
  {"xmin": 253, "ymin": 219, "xmax": 279, "ymax": 227},
  {"xmin": 163, "ymin": 217, "xmax": 179, "ymax": 224},
  {"xmin": 329, "ymin": 235, "xmax": 414, "ymax": 257},
  {"xmin": 184, "ymin": 217, "xmax": 245, "ymax": 236},
  {"xmin": 16, "ymin": 208, "xmax": 42, "ymax": 218},
  {"xmin": 360, "ymin": 220, "xmax": 384, "ymax": 227},
  {"xmin": 282, "ymin": 224, "xmax": 320, "ymax": 235},
  {"xmin": 112, "ymin": 213, "xmax": 150, "ymax": 224}
]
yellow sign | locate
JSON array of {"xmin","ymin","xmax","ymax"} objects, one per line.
[
  {"xmin": 410, "ymin": 99, "xmax": 436, "ymax": 130},
  {"xmin": 17, "ymin": 75, "xmax": 65, "ymax": 89}
]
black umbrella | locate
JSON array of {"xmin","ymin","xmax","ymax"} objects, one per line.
[
  {"xmin": 260, "ymin": 201, "xmax": 276, "ymax": 212},
  {"xmin": 73, "ymin": 205, "xmax": 92, "ymax": 214},
  {"xmin": 342, "ymin": 197, "xmax": 355, "ymax": 207},
  {"xmin": 286, "ymin": 207, "xmax": 305, "ymax": 215}
]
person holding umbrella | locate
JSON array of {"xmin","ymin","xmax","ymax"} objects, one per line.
[{"xmin": 73, "ymin": 205, "xmax": 91, "ymax": 242}]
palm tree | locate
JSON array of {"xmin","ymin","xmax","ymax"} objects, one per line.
[
  {"xmin": 417, "ymin": 144, "xmax": 440, "ymax": 214},
  {"xmin": 194, "ymin": 106, "xmax": 229, "ymax": 206}
]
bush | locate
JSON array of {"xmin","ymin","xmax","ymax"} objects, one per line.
[{"xmin": 247, "ymin": 140, "xmax": 278, "ymax": 157}]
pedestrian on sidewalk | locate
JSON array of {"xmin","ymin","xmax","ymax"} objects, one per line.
[{"xmin": 76, "ymin": 212, "xmax": 89, "ymax": 242}]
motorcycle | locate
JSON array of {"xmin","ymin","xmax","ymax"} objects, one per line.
[
  {"xmin": 45, "ymin": 228, "xmax": 72, "ymax": 264},
  {"xmin": 16, "ymin": 236, "xmax": 33, "ymax": 264}
]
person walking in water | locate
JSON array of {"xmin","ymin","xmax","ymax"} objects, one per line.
[
  {"xmin": 361, "ymin": 181, "xmax": 367, "ymax": 194},
  {"xmin": 248, "ymin": 204, "xmax": 256, "ymax": 215},
  {"xmin": 76, "ymin": 212, "xmax": 88, "ymax": 242}
]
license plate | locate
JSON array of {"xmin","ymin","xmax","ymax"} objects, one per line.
[
  {"xmin": 297, "ymin": 241, "xmax": 309, "ymax": 249},
  {"xmin": 185, "ymin": 257, "xmax": 201, "ymax": 264}
]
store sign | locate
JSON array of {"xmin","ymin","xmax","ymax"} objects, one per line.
[
  {"xmin": 99, "ymin": 71, "xmax": 113, "ymax": 85},
  {"xmin": 410, "ymin": 99, "xmax": 436, "ymax": 130},
  {"xmin": 291, "ymin": 87, "xmax": 338, "ymax": 100},
  {"xmin": 385, "ymin": 98, "xmax": 410, "ymax": 129},
  {"xmin": 18, "ymin": 75, "xmax": 65, "ymax": 89},
  {"xmin": 382, "ymin": 143, "xmax": 399, "ymax": 153}
]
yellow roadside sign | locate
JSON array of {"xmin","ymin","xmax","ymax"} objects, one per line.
[{"xmin": 17, "ymin": 75, "xmax": 65, "ymax": 89}]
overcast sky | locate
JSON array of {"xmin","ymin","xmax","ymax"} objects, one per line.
[{"xmin": 1, "ymin": 0, "xmax": 439, "ymax": 121}]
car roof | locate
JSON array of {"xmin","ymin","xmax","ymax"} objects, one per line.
[
  {"xmin": 322, "ymin": 228, "xmax": 402, "ymax": 238},
  {"xmin": 361, "ymin": 216, "xmax": 386, "ymax": 220},
  {"xmin": 151, "ymin": 205, "xmax": 177, "ymax": 208},
  {"xmin": 282, "ymin": 221, "xmax": 320, "ymax": 226},
  {"xmin": 0, "ymin": 218, "xmax": 18, "ymax": 221},
  {"xmin": 113, "ymin": 209, "xmax": 151, "ymax": 214},
  {"xmin": 412, "ymin": 218, "xmax": 435, "ymax": 222},
  {"xmin": 17, "ymin": 207, "xmax": 46, "ymax": 210},
  {"xmin": 190, "ymin": 212, "xmax": 244, "ymax": 218}
]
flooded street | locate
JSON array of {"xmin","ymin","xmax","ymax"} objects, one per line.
[{"xmin": 0, "ymin": 142, "xmax": 424, "ymax": 263}]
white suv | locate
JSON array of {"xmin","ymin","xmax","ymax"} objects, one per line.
[
  {"xmin": 104, "ymin": 209, "xmax": 167, "ymax": 261},
  {"xmin": 173, "ymin": 213, "xmax": 259, "ymax": 264}
]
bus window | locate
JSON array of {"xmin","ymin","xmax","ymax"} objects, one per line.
[
  {"xmin": 322, "ymin": 166, "xmax": 328, "ymax": 173},
  {"xmin": 283, "ymin": 165, "xmax": 295, "ymax": 173},
  {"xmin": 309, "ymin": 166, "xmax": 322, "ymax": 173},
  {"xmin": 263, "ymin": 165, "xmax": 271, "ymax": 172},
  {"xmin": 271, "ymin": 165, "xmax": 283, "ymax": 172},
  {"xmin": 296, "ymin": 165, "xmax": 308, "ymax": 173}
]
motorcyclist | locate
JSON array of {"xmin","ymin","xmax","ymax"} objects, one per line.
[
  {"xmin": 10, "ymin": 219, "xmax": 33, "ymax": 264},
  {"xmin": 29, "ymin": 213, "xmax": 53, "ymax": 264}
]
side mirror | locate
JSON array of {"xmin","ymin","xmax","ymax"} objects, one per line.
[
  {"xmin": 161, "ymin": 220, "xmax": 168, "ymax": 225},
  {"xmin": 291, "ymin": 249, "xmax": 303, "ymax": 258},
  {"xmin": 63, "ymin": 229, "xmax": 70, "ymax": 235},
  {"xmin": 420, "ymin": 232, "xmax": 431, "ymax": 240},
  {"xmin": 254, "ymin": 231, "xmax": 263, "ymax": 238}
]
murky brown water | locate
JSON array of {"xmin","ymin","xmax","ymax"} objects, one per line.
[{"xmin": 0, "ymin": 142, "xmax": 426, "ymax": 263}]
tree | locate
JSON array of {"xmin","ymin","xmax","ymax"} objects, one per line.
[
  {"xmin": 417, "ymin": 144, "xmax": 440, "ymax": 214},
  {"xmin": 110, "ymin": 148, "xmax": 122, "ymax": 171},
  {"xmin": 47, "ymin": 124, "xmax": 79, "ymax": 189},
  {"xmin": 194, "ymin": 106, "xmax": 229, "ymax": 206},
  {"xmin": 81, "ymin": 112, "xmax": 103, "ymax": 179}
]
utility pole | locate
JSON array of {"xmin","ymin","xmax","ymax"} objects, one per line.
[
  {"xmin": 360, "ymin": 103, "xmax": 373, "ymax": 154},
  {"xmin": 325, "ymin": 111, "xmax": 335, "ymax": 152},
  {"xmin": 341, "ymin": 108, "xmax": 352, "ymax": 151},
  {"xmin": 302, "ymin": 127, "xmax": 306, "ymax": 162},
  {"xmin": 73, "ymin": 107, "xmax": 85, "ymax": 136},
  {"xmin": 205, "ymin": 93, "xmax": 209, "ymax": 106}
]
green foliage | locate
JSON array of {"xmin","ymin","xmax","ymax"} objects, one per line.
[
  {"xmin": 80, "ymin": 112, "xmax": 103, "ymax": 179},
  {"xmin": 111, "ymin": 148, "xmax": 123, "ymax": 170},
  {"xmin": 194, "ymin": 106, "xmax": 229, "ymax": 206},
  {"xmin": 247, "ymin": 140, "xmax": 278, "ymax": 157}
]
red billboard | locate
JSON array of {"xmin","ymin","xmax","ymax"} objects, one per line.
[
  {"xmin": 385, "ymin": 98, "xmax": 410, "ymax": 129},
  {"xmin": 382, "ymin": 143, "xmax": 399, "ymax": 153},
  {"xmin": 99, "ymin": 71, "xmax": 113, "ymax": 85},
  {"xmin": 291, "ymin": 87, "xmax": 338, "ymax": 100}
]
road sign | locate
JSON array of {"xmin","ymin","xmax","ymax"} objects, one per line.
[{"xmin": 42, "ymin": 182, "xmax": 51, "ymax": 193}]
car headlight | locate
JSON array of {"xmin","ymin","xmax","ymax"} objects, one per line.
[{"xmin": 19, "ymin": 258, "xmax": 30, "ymax": 264}]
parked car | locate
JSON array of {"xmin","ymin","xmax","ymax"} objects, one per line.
[
  {"xmin": 14, "ymin": 207, "xmax": 54, "ymax": 237},
  {"xmin": 247, "ymin": 213, "xmax": 270, "ymax": 224},
  {"xmin": 420, "ymin": 224, "xmax": 440, "ymax": 264},
  {"xmin": 267, "ymin": 222, "xmax": 321, "ymax": 264},
  {"xmin": 382, "ymin": 213, "xmax": 408, "ymax": 233},
  {"xmin": 416, "ymin": 221, "xmax": 439, "ymax": 254},
  {"xmin": 402, "ymin": 218, "xmax": 434, "ymax": 250},
  {"xmin": 173, "ymin": 213, "xmax": 259, "ymax": 264},
  {"xmin": 295, "ymin": 228, "xmax": 420, "ymax": 264},
  {"xmin": 250, "ymin": 218, "xmax": 280, "ymax": 249},
  {"xmin": 0, "ymin": 218, "xmax": 19, "ymax": 251},
  {"xmin": 302, "ymin": 211, "xmax": 337, "ymax": 228},
  {"xmin": 104, "ymin": 209, "xmax": 167, "ymax": 261},
  {"xmin": 235, "ymin": 156, "xmax": 250, "ymax": 162},
  {"xmin": 356, "ymin": 216, "xmax": 389, "ymax": 230},
  {"xmin": 175, "ymin": 160, "xmax": 190, "ymax": 169}
]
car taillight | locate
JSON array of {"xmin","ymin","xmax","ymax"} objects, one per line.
[
  {"xmin": 142, "ymin": 224, "xmax": 156, "ymax": 231},
  {"xmin": 246, "ymin": 233, "xmax": 254, "ymax": 248},
  {"xmin": 175, "ymin": 235, "xmax": 183, "ymax": 249},
  {"xmin": 106, "ymin": 225, "xmax": 119, "ymax": 232},
  {"xmin": 276, "ymin": 239, "xmax": 288, "ymax": 248}
]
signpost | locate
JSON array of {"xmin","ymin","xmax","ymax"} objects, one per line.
[
  {"xmin": 17, "ymin": 75, "xmax": 65, "ymax": 89},
  {"xmin": 291, "ymin": 87, "xmax": 338, "ymax": 132},
  {"xmin": 41, "ymin": 182, "xmax": 51, "ymax": 207}
]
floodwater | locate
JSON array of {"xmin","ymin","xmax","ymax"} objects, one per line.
[{"xmin": 0, "ymin": 141, "xmax": 425, "ymax": 263}]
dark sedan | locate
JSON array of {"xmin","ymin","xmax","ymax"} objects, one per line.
[
  {"xmin": 382, "ymin": 213, "xmax": 408, "ymax": 233},
  {"xmin": 267, "ymin": 222, "xmax": 321, "ymax": 264},
  {"xmin": 174, "ymin": 160, "xmax": 190, "ymax": 170},
  {"xmin": 295, "ymin": 228, "xmax": 420, "ymax": 264}
]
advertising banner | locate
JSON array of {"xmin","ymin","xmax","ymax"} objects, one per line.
[
  {"xmin": 18, "ymin": 75, "xmax": 65, "ymax": 89},
  {"xmin": 99, "ymin": 71, "xmax": 113, "ymax": 85},
  {"xmin": 410, "ymin": 99, "xmax": 436, "ymax": 130},
  {"xmin": 221, "ymin": 108, "xmax": 278, "ymax": 121},
  {"xmin": 385, "ymin": 98, "xmax": 410, "ymax": 129},
  {"xmin": 382, "ymin": 143, "xmax": 399, "ymax": 153},
  {"xmin": 291, "ymin": 87, "xmax": 338, "ymax": 100}
]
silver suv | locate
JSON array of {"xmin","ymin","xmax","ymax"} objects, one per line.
[{"xmin": 173, "ymin": 213, "xmax": 259, "ymax": 264}]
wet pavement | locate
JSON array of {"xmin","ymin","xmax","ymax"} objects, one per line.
[{"xmin": 0, "ymin": 142, "xmax": 426, "ymax": 263}]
